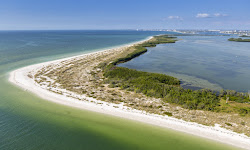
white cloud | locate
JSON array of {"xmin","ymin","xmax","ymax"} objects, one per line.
[
  {"xmin": 168, "ymin": 16, "xmax": 181, "ymax": 19},
  {"xmin": 196, "ymin": 13, "xmax": 210, "ymax": 18},
  {"xmin": 164, "ymin": 16, "xmax": 183, "ymax": 21},
  {"xmin": 214, "ymin": 13, "xmax": 228, "ymax": 17},
  {"xmin": 196, "ymin": 13, "xmax": 228, "ymax": 18}
]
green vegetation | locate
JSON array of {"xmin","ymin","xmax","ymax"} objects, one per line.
[
  {"xmin": 225, "ymin": 123, "xmax": 232, "ymax": 126},
  {"xmin": 218, "ymin": 90, "xmax": 250, "ymax": 115},
  {"xmin": 241, "ymin": 122, "xmax": 246, "ymax": 126},
  {"xmin": 238, "ymin": 108, "xmax": 250, "ymax": 116},
  {"xmin": 112, "ymin": 35, "xmax": 176, "ymax": 66},
  {"xmin": 220, "ymin": 89, "xmax": 250, "ymax": 103},
  {"xmin": 102, "ymin": 34, "xmax": 250, "ymax": 115},
  {"xmin": 112, "ymin": 46, "xmax": 147, "ymax": 65},
  {"xmin": 239, "ymin": 35, "xmax": 250, "ymax": 37},
  {"xmin": 228, "ymin": 38, "xmax": 250, "ymax": 42},
  {"xmin": 104, "ymin": 67, "xmax": 180, "ymax": 86},
  {"xmin": 104, "ymin": 67, "xmax": 220, "ymax": 111},
  {"xmin": 163, "ymin": 112, "xmax": 173, "ymax": 116}
]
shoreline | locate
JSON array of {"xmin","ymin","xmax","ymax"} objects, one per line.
[{"xmin": 9, "ymin": 37, "xmax": 250, "ymax": 149}]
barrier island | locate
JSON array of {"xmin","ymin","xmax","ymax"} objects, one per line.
[
  {"xmin": 32, "ymin": 35, "xmax": 250, "ymax": 134},
  {"xmin": 10, "ymin": 34, "xmax": 250, "ymax": 149}
]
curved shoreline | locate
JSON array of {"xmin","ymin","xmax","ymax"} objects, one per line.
[{"xmin": 8, "ymin": 37, "xmax": 250, "ymax": 149}]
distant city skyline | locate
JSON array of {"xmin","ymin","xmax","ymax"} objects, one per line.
[{"xmin": 0, "ymin": 0, "xmax": 249, "ymax": 30}]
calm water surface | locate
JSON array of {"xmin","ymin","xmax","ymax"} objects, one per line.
[
  {"xmin": 120, "ymin": 35, "xmax": 250, "ymax": 92},
  {"xmin": 0, "ymin": 31, "xmax": 236, "ymax": 150}
]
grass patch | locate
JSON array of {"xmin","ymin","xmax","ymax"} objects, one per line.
[{"xmin": 228, "ymin": 38, "xmax": 250, "ymax": 42}]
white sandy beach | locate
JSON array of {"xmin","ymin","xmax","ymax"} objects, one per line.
[{"xmin": 9, "ymin": 38, "xmax": 250, "ymax": 150}]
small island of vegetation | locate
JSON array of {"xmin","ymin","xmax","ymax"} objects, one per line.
[
  {"xmin": 239, "ymin": 35, "xmax": 250, "ymax": 37},
  {"xmin": 228, "ymin": 38, "xmax": 250, "ymax": 42}
]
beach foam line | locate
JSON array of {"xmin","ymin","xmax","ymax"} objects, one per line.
[{"xmin": 9, "ymin": 37, "xmax": 250, "ymax": 150}]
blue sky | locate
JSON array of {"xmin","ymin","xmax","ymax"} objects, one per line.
[{"xmin": 0, "ymin": 0, "xmax": 249, "ymax": 30}]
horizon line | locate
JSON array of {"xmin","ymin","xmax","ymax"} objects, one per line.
[{"xmin": 0, "ymin": 29, "xmax": 249, "ymax": 31}]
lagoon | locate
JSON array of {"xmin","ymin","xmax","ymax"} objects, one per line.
[{"xmin": 119, "ymin": 35, "xmax": 250, "ymax": 92}]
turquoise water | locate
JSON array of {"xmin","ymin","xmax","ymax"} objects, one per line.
[
  {"xmin": 0, "ymin": 31, "xmax": 236, "ymax": 149},
  {"xmin": 119, "ymin": 35, "xmax": 250, "ymax": 92}
]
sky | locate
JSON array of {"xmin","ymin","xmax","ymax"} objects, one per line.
[{"xmin": 0, "ymin": 0, "xmax": 249, "ymax": 30}]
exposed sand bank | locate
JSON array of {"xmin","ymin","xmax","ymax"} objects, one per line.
[{"xmin": 9, "ymin": 38, "xmax": 250, "ymax": 149}]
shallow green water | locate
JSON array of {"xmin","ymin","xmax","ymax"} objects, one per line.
[{"xmin": 0, "ymin": 31, "xmax": 237, "ymax": 149}]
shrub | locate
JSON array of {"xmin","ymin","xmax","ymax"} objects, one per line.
[
  {"xmin": 163, "ymin": 112, "xmax": 173, "ymax": 116},
  {"xmin": 239, "ymin": 108, "xmax": 249, "ymax": 116},
  {"xmin": 241, "ymin": 122, "xmax": 246, "ymax": 126},
  {"xmin": 225, "ymin": 123, "xmax": 232, "ymax": 126}
]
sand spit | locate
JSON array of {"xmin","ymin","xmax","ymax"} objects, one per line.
[{"xmin": 9, "ymin": 37, "xmax": 250, "ymax": 149}]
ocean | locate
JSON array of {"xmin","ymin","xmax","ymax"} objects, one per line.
[{"xmin": 0, "ymin": 30, "xmax": 235, "ymax": 150}]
